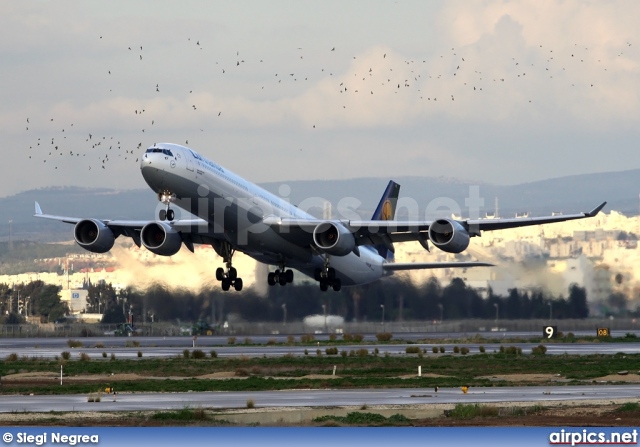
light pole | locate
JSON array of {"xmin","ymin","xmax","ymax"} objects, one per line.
[
  {"xmin": 493, "ymin": 303, "xmax": 499, "ymax": 323},
  {"xmin": 437, "ymin": 303, "xmax": 443, "ymax": 323},
  {"xmin": 322, "ymin": 304, "xmax": 327, "ymax": 333},
  {"xmin": 281, "ymin": 303, "xmax": 287, "ymax": 326},
  {"xmin": 380, "ymin": 304, "xmax": 385, "ymax": 331}
]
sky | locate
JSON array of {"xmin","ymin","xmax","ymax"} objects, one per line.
[{"xmin": 2, "ymin": 0, "xmax": 640, "ymax": 198}]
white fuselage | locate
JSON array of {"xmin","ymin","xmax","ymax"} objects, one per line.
[{"xmin": 140, "ymin": 143, "xmax": 387, "ymax": 286}]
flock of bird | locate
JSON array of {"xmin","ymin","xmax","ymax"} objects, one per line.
[{"xmin": 25, "ymin": 34, "xmax": 634, "ymax": 172}]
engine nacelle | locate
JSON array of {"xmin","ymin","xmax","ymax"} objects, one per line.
[
  {"xmin": 74, "ymin": 219, "xmax": 115, "ymax": 253},
  {"xmin": 141, "ymin": 222, "xmax": 183, "ymax": 256},
  {"xmin": 313, "ymin": 222, "xmax": 356, "ymax": 256},
  {"xmin": 428, "ymin": 218, "xmax": 470, "ymax": 253}
]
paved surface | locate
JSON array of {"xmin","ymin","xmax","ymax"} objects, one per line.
[
  {"xmin": 2, "ymin": 385, "xmax": 639, "ymax": 413},
  {"xmin": 1, "ymin": 336, "xmax": 640, "ymax": 359}
]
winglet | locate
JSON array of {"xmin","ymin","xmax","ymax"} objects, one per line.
[
  {"xmin": 35, "ymin": 201, "xmax": 42, "ymax": 216},
  {"xmin": 585, "ymin": 201, "xmax": 607, "ymax": 218}
]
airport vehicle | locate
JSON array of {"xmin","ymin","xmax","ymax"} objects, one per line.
[
  {"xmin": 191, "ymin": 320, "xmax": 216, "ymax": 336},
  {"xmin": 104, "ymin": 323, "xmax": 139, "ymax": 337},
  {"xmin": 35, "ymin": 143, "xmax": 606, "ymax": 292}
]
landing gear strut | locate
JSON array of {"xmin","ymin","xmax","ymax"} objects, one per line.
[
  {"xmin": 158, "ymin": 191, "xmax": 176, "ymax": 221},
  {"xmin": 215, "ymin": 242, "xmax": 243, "ymax": 291},
  {"xmin": 314, "ymin": 257, "xmax": 341, "ymax": 292},
  {"xmin": 268, "ymin": 262, "xmax": 294, "ymax": 287}
]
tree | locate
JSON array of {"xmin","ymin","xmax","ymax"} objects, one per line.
[{"xmin": 568, "ymin": 284, "xmax": 589, "ymax": 319}]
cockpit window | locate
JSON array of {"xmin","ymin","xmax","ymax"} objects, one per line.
[{"xmin": 145, "ymin": 148, "xmax": 173, "ymax": 156}]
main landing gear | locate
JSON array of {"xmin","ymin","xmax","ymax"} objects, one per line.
[
  {"xmin": 267, "ymin": 263, "xmax": 294, "ymax": 286},
  {"xmin": 215, "ymin": 242, "xmax": 243, "ymax": 292},
  {"xmin": 158, "ymin": 191, "xmax": 176, "ymax": 221},
  {"xmin": 314, "ymin": 258, "xmax": 341, "ymax": 292}
]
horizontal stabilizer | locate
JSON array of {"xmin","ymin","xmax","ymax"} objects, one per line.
[{"xmin": 383, "ymin": 262, "xmax": 494, "ymax": 271}]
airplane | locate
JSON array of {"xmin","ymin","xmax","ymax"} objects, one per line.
[{"xmin": 35, "ymin": 143, "xmax": 606, "ymax": 292}]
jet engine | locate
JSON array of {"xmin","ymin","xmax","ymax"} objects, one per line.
[
  {"xmin": 74, "ymin": 219, "xmax": 115, "ymax": 253},
  {"xmin": 313, "ymin": 222, "xmax": 356, "ymax": 256},
  {"xmin": 141, "ymin": 222, "xmax": 183, "ymax": 256},
  {"xmin": 428, "ymin": 218, "xmax": 470, "ymax": 253}
]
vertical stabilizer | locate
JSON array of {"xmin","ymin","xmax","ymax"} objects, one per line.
[{"xmin": 370, "ymin": 181, "xmax": 400, "ymax": 260}]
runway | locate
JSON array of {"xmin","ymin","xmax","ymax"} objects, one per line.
[
  {"xmin": 1, "ymin": 384, "xmax": 639, "ymax": 413},
  {"xmin": 1, "ymin": 337, "xmax": 640, "ymax": 360}
]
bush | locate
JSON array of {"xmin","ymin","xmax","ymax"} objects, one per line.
[
  {"xmin": 80, "ymin": 328, "xmax": 94, "ymax": 337},
  {"xmin": 325, "ymin": 347, "xmax": 338, "ymax": 355},
  {"xmin": 192, "ymin": 349, "xmax": 206, "ymax": 359},
  {"xmin": 243, "ymin": 337, "xmax": 252, "ymax": 345},
  {"xmin": 62, "ymin": 352, "xmax": 71, "ymax": 361},
  {"xmin": 342, "ymin": 333, "xmax": 353, "ymax": 342},
  {"xmin": 67, "ymin": 339, "xmax": 82, "ymax": 348},
  {"xmin": 286, "ymin": 335, "xmax": 295, "ymax": 344},
  {"xmin": 110, "ymin": 353, "xmax": 116, "ymax": 361},
  {"xmin": 479, "ymin": 345, "xmax": 485, "ymax": 353},
  {"xmin": 132, "ymin": 340, "xmax": 140, "ymax": 348},
  {"xmin": 453, "ymin": 346, "xmax": 460, "ymax": 354},
  {"xmin": 79, "ymin": 352, "xmax": 90, "ymax": 361},
  {"xmin": 376, "ymin": 332, "xmax": 393, "ymax": 342},
  {"xmin": 432, "ymin": 346, "xmax": 439, "ymax": 354},
  {"xmin": 5, "ymin": 353, "xmax": 18, "ymax": 361},
  {"xmin": 102, "ymin": 352, "xmax": 107, "ymax": 358},
  {"xmin": 374, "ymin": 347, "xmax": 379, "ymax": 355},
  {"xmin": 210, "ymin": 350, "xmax": 218, "ymax": 358},
  {"xmin": 329, "ymin": 334, "xmax": 337, "ymax": 341},
  {"xmin": 94, "ymin": 343, "xmax": 105, "ymax": 349},
  {"xmin": 227, "ymin": 337, "xmax": 236, "ymax": 345},
  {"xmin": 460, "ymin": 347, "xmax": 470, "ymax": 355},
  {"xmin": 182, "ymin": 349, "xmax": 190, "ymax": 359},
  {"xmin": 340, "ymin": 350, "xmax": 347, "ymax": 358},
  {"xmin": 405, "ymin": 346, "xmax": 421, "ymax": 354},
  {"xmin": 531, "ymin": 344, "xmax": 547, "ymax": 355},
  {"xmin": 246, "ymin": 399, "xmax": 255, "ymax": 409},
  {"xmin": 316, "ymin": 349, "xmax": 322, "ymax": 356},
  {"xmin": 137, "ymin": 351, "xmax": 143, "ymax": 358},
  {"xmin": 439, "ymin": 346, "xmax": 445, "ymax": 353},
  {"xmin": 300, "ymin": 334, "xmax": 315, "ymax": 343},
  {"xmin": 356, "ymin": 348, "xmax": 368, "ymax": 357},
  {"xmin": 266, "ymin": 338, "xmax": 277, "ymax": 345},
  {"xmin": 353, "ymin": 334, "xmax": 364, "ymax": 342},
  {"xmin": 304, "ymin": 349, "xmax": 308, "ymax": 356}
]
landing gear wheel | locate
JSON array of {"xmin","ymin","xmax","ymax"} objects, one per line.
[
  {"xmin": 278, "ymin": 274, "xmax": 287, "ymax": 286},
  {"xmin": 320, "ymin": 280, "xmax": 328, "ymax": 292},
  {"xmin": 327, "ymin": 268, "xmax": 336, "ymax": 280},
  {"xmin": 267, "ymin": 272, "xmax": 276, "ymax": 286},
  {"xmin": 159, "ymin": 209, "xmax": 167, "ymax": 221},
  {"xmin": 215, "ymin": 268, "xmax": 224, "ymax": 281},
  {"xmin": 234, "ymin": 278, "xmax": 243, "ymax": 291},
  {"xmin": 221, "ymin": 278, "xmax": 231, "ymax": 291},
  {"xmin": 314, "ymin": 268, "xmax": 322, "ymax": 281},
  {"xmin": 285, "ymin": 269, "xmax": 294, "ymax": 283},
  {"xmin": 167, "ymin": 209, "xmax": 175, "ymax": 221},
  {"xmin": 228, "ymin": 267, "xmax": 237, "ymax": 281},
  {"xmin": 332, "ymin": 279, "xmax": 342, "ymax": 292}
]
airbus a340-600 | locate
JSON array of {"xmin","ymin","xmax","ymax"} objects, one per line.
[{"xmin": 35, "ymin": 143, "xmax": 606, "ymax": 292}]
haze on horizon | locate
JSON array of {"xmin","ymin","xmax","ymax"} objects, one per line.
[{"xmin": 2, "ymin": 1, "xmax": 640, "ymax": 198}]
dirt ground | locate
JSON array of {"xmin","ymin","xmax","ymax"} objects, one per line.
[{"xmin": 1, "ymin": 372, "xmax": 639, "ymax": 426}]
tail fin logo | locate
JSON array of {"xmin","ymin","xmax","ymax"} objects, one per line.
[{"xmin": 381, "ymin": 200, "xmax": 393, "ymax": 221}]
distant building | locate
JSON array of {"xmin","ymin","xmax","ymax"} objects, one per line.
[{"xmin": 61, "ymin": 289, "xmax": 88, "ymax": 314}]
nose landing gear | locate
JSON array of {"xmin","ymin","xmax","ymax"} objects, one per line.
[{"xmin": 158, "ymin": 191, "xmax": 176, "ymax": 221}]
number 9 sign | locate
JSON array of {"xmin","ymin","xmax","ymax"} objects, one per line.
[{"xmin": 543, "ymin": 326, "xmax": 557, "ymax": 339}]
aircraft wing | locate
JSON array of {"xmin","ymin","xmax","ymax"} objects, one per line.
[
  {"xmin": 382, "ymin": 261, "xmax": 494, "ymax": 271},
  {"xmin": 34, "ymin": 201, "xmax": 210, "ymax": 248},
  {"xmin": 267, "ymin": 201, "xmax": 606, "ymax": 247}
]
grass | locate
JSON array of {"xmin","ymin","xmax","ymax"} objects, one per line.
[
  {"xmin": 2, "ymin": 352, "xmax": 640, "ymax": 395},
  {"xmin": 447, "ymin": 403, "xmax": 499, "ymax": 419},
  {"xmin": 151, "ymin": 407, "xmax": 208, "ymax": 421}
]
